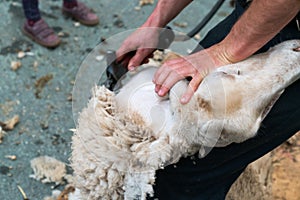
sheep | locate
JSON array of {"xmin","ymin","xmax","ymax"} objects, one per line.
[{"xmin": 71, "ymin": 40, "xmax": 300, "ymax": 200}]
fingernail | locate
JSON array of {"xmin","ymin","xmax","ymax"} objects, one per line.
[
  {"xmin": 181, "ymin": 96, "xmax": 188, "ymax": 104},
  {"xmin": 129, "ymin": 66, "xmax": 135, "ymax": 71},
  {"xmin": 158, "ymin": 90, "xmax": 164, "ymax": 96},
  {"xmin": 155, "ymin": 85, "xmax": 159, "ymax": 92}
]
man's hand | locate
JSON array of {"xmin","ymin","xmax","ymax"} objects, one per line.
[
  {"xmin": 154, "ymin": 0, "xmax": 300, "ymax": 104},
  {"xmin": 153, "ymin": 45, "xmax": 233, "ymax": 104},
  {"xmin": 116, "ymin": 27, "xmax": 161, "ymax": 71},
  {"xmin": 116, "ymin": 0, "xmax": 192, "ymax": 70}
]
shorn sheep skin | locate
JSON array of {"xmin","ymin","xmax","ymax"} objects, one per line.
[{"xmin": 71, "ymin": 40, "xmax": 300, "ymax": 200}]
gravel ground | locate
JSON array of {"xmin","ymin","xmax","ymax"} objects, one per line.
[{"xmin": 0, "ymin": 0, "xmax": 233, "ymax": 199}]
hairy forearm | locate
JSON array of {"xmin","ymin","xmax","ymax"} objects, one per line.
[
  {"xmin": 220, "ymin": 0, "xmax": 300, "ymax": 63},
  {"xmin": 142, "ymin": 0, "xmax": 192, "ymax": 27}
]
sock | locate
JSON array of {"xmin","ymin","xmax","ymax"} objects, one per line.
[
  {"xmin": 27, "ymin": 18, "xmax": 41, "ymax": 26},
  {"xmin": 63, "ymin": 0, "xmax": 78, "ymax": 8}
]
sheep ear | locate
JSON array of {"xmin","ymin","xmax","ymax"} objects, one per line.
[
  {"xmin": 214, "ymin": 121, "xmax": 248, "ymax": 147},
  {"xmin": 196, "ymin": 120, "xmax": 223, "ymax": 147},
  {"xmin": 260, "ymin": 90, "xmax": 284, "ymax": 121}
]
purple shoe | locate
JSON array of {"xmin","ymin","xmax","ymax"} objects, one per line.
[
  {"xmin": 22, "ymin": 19, "xmax": 61, "ymax": 48},
  {"xmin": 62, "ymin": 1, "xmax": 99, "ymax": 26}
]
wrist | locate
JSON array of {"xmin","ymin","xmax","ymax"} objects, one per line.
[
  {"xmin": 142, "ymin": 14, "xmax": 165, "ymax": 28},
  {"xmin": 205, "ymin": 43, "xmax": 236, "ymax": 67},
  {"xmin": 219, "ymin": 35, "xmax": 261, "ymax": 63},
  {"xmin": 142, "ymin": 2, "xmax": 168, "ymax": 28}
]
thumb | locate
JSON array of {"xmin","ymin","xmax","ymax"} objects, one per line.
[
  {"xmin": 180, "ymin": 75, "xmax": 202, "ymax": 104},
  {"xmin": 128, "ymin": 49, "xmax": 152, "ymax": 70}
]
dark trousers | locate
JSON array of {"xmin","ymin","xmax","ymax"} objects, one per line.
[
  {"xmin": 150, "ymin": 2, "xmax": 300, "ymax": 200},
  {"xmin": 22, "ymin": 0, "xmax": 77, "ymax": 21}
]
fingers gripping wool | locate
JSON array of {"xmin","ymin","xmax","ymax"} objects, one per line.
[{"xmin": 71, "ymin": 40, "xmax": 300, "ymax": 199}]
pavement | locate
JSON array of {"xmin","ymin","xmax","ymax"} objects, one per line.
[{"xmin": 0, "ymin": 0, "xmax": 233, "ymax": 199}]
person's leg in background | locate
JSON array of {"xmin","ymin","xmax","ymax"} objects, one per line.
[
  {"xmin": 22, "ymin": 0, "xmax": 41, "ymax": 24},
  {"xmin": 21, "ymin": 0, "xmax": 98, "ymax": 48},
  {"xmin": 22, "ymin": 0, "xmax": 61, "ymax": 48},
  {"xmin": 150, "ymin": 1, "xmax": 300, "ymax": 199}
]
